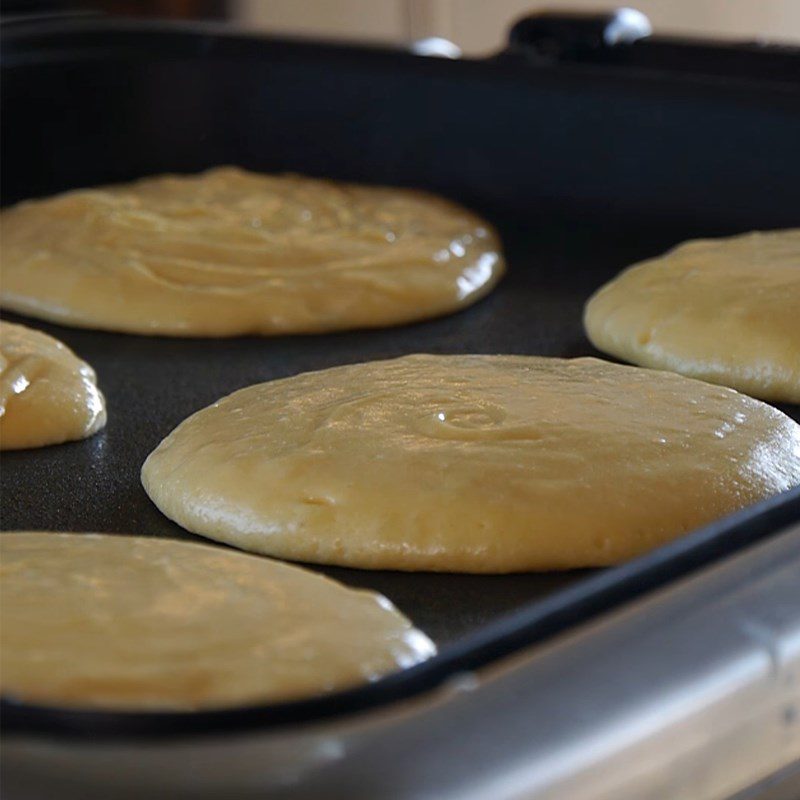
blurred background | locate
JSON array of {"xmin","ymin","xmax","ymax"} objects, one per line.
[{"xmin": 7, "ymin": 1, "xmax": 800, "ymax": 53}]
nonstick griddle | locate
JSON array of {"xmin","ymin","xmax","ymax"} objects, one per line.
[{"xmin": 2, "ymin": 12, "xmax": 800, "ymax": 744}]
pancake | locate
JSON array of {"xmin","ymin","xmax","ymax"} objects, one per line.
[
  {"xmin": 0, "ymin": 321, "xmax": 106, "ymax": 450},
  {"xmin": 584, "ymin": 229, "xmax": 800, "ymax": 402},
  {"xmin": 0, "ymin": 167, "xmax": 504, "ymax": 336},
  {"xmin": 0, "ymin": 532, "xmax": 435, "ymax": 710},
  {"xmin": 141, "ymin": 354, "xmax": 800, "ymax": 572}
]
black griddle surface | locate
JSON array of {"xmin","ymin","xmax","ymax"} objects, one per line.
[{"xmin": 2, "ymin": 211, "xmax": 798, "ymax": 646}]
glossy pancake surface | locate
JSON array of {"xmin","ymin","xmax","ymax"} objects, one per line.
[
  {"xmin": 0, "ymin": 321, "xmax": 106, "ymax": 449},
  {"xmin": 141, "ymin": 355, "xmax": 800, "ymax": 573},
  {"xmin": 0, "ymin": 532, "xmax": 435, "ymax": 710},
  {"xmin": 0, "ymin": 167, "xmax": 504, "ymax": 336},
  {"xmin": 584, "ymin": 229, "xmax": 800, "ymax": 402}
]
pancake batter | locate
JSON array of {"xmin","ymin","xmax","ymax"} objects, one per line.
[
  {"xmin": 0, "ymin": 167, "xmax": 504, "ymax": 336},
  {"xmin": 0, "ymin": 532, "xmax": 435, "ymax": 710},
  {"xmin": 584, "ymin": 229, "xmax": 800, "ymax": 402},
  {"xmin": 142, "ymin": 354, "xmax": 800, "ymax": 572},
  {"xmin": 0, "ymin": 321, "xmax": 106, "ymax": 449}
]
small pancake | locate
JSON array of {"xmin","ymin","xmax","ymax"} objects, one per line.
[
  {"xmin": 0, "ymin": 532, "xmax": 435, "ymax": 710},
  {"xmin": 0, "ymin": 321, "xmax": 106, "ymax": 450},
  {"xmin": 141, "ymin": 355, "xmax": 800, "ymax": 573},
  {"xmin": 584, "ymin": 229, "xmax": 800, "ymax": 402},
  {"xmin": 0, "ymin": 167, "xmax": 504, "ymax": 336}
]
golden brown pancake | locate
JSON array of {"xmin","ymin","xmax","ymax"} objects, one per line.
[
  {"xmin": 584, "ymin": 229, "xmax": 800, "ymax": 402},
  {"xmin": 142, "ymin": 354, "xmax": 800, "ymax": 572},
  {"xmin": 0, "ymin": 532, "xmax": 435, "ymax": 710},
  {"xmin": 0, "ymin": 167, "xmax": 504, "ymax": 336},
  {"xmin": 0, "ymin": 321, "xmax": 106, "ymax": 449}
]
